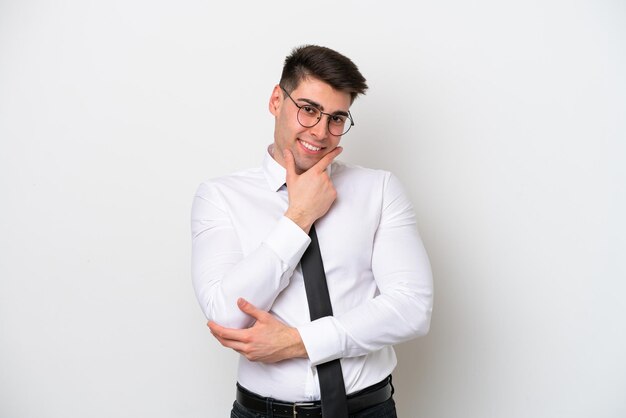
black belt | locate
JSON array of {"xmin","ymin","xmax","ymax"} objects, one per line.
[{"xmin": 235, "ymin": 376, "xmax": 393, "ymax": 417}]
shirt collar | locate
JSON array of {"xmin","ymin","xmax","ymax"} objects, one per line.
[
  {"xmin": 262, "ymin": 144, "xmax": 334, "ymax": 192},
  {"xmin": 263, "ymin": 145, "xmax": 287, "ymax": 192}
]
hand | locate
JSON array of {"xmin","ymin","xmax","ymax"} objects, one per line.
[
  {"xmin": 207, "ymin": 298, "xmax": 307, "ymax": 363},
  {"xmin": 283, "ymin": 147, "xmax": 342, "ymax": 233}
]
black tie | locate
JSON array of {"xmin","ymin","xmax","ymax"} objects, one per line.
[{"xmin": 300, "ymin": 224, "xmax": 349, "ymax": 417}]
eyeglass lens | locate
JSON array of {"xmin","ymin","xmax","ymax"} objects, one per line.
[{"xmin": 296, "ymin": 106, "xmax": 352, "ymax": 136}]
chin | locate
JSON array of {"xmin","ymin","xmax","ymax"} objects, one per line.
[{"xmin": 294, "ymin": 159, "xmax": 316, "ymax": 173}]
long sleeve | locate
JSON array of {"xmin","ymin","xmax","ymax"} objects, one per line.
[
  {"xmin": 297, "ymin": 172, "xmax": 433, "ymax": 365},
  {"xmin": 191, "ymin": 181, "xmax": 310, "ymax": 328},
  {"xmin": 192, "ymin": 157, "xmax": 433, "ymax": 400}
]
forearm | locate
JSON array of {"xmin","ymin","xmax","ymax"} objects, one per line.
[{"xmin": 298, "ymin": 279, "xmax": 433, "ymax": 365}]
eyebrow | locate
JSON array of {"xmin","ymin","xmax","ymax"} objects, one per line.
[{"xmin": 296, "ymin": 97, "xmax": 350, "ymax": 117}]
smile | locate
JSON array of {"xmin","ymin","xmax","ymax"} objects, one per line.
[{"xmin": 299, "ymin": 140, "xmax": 322, "ymax": 152}]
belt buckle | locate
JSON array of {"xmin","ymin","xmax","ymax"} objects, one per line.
[{"xmin": 292, "ymin": 401, "xmax": 315, "ymax": 417}]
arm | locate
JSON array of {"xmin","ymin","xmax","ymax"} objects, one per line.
[
  {"xmin": 191, "ymin": 184, "xmax": 310, "ymax": 329},
  {"xmin": 297, "ymin": 172, "xmax": 434, "ymax": 365}
]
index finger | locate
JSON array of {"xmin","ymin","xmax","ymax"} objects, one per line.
[
  {"xmin": 313, "ymin": 146, "xmax": 343, "ymax": 173},
  {"xmin": 208, "ymin": 321, "xmax": 249, "ymax": 342},
  {"xmin": 283, "ymin": 149, "xmax": 297, "ymax": 180}
]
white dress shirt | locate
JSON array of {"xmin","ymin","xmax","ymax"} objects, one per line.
[{"xmin": 191, "ymin": 147, "xmax": 433, "ymax": 401}]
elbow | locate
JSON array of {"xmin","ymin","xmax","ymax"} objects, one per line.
[
  {"xmin": 401, "ymin": 304, "xmax": 431, "ymax": 340},
  {"xmin": 204, "ymin": 301, "xmax": 255, "ymax": 329},
  {"xmin": 195, "ymin": 286, "xmax": 254, "ymax": 329},
  {"xmin": 412, "ymin": 310, "xmax": 432, "ymax": 338},
  {"xmin": 210, "ymin": 313, "xmax": 255, "ymax": 330},
  {"xmin": 405, "ymin": 292, "xmax": 433, "ymax": 339}
]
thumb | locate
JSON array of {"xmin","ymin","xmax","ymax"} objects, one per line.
[
  {"xmin": 237, "ymin": 298, "xmax": 264, "ymax": 319},
  {"xmin": 314, "ymin": 146, "xmax": 343, "ymax": 173}
]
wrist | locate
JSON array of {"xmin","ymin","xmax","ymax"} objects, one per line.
[
  {"xmin": 289, "ymin": 327, "xmax": 308, "ymax": 359},
  {"xmin": 284, "ymin": 208, "xmax": 313, "ymax": 233}
]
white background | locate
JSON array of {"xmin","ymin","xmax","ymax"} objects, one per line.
[{"xmin": 1, "ymin": 1, "xmax": 624, "ymax": 417}]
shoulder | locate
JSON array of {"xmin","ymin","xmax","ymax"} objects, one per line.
[
  {"xmin": 332, "ymin": 159, "xmax": 390, "ymax": 178},
  {"xmin": 331, "ymin": 160, "xmax": 398, "ymax": 187},
  {"xmin": 332, "ymin": 160, "xmax": 411, "ymax": 205},
  {"xmin": 194, "ymin": 166, "xmax": 265, "ymax": 202}
]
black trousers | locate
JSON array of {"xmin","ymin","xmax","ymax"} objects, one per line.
[
  {"xmin": 230, "ymin": 396, "xmax": 397, "ymax": 418},
  {"xmin": 230, "ymin": 376, "xmax": 397, "ymax": 418}
]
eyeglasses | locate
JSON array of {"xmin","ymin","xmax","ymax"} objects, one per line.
[{"xmin": 280, "ymin": 85, "xmax": 355, "ymax": 136}]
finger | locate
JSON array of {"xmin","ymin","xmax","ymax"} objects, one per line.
[
  {"xmin": 208, "ymin": 321, "xmax": 249, "ymax": 342},
  {"xmin": 236, "ymin": 298, "xmax": 266, "ymax": 320},
  {"xmin": 207, "ymin": 320, "xmax": 223, "ymax": 335},
  {"xmin": 313, "ymin": 146, "xmax": 343, "ymax": 172},
  {"xmin": 212, "ymin": 333, "xmax": 247, "ymax": 353}
]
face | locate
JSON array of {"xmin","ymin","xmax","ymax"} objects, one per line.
[{"xmin": 269, "ymin": 77, "xmax": 352, "ymax": 174}]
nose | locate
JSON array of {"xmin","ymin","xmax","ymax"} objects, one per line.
[{"xmin": 309, "ymin": 116, "xmax": 329, "ymax": 139}]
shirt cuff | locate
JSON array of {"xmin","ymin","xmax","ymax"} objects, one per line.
[
  {"xmin": 264, "ymin": 216, "xmax": 311, "ymax": 269},
  {"xmin": 298, "ymin": 316, "xmax": 344, "ymax": 366}
]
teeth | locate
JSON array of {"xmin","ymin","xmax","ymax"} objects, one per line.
[{"xmin": 300, "ymin": 140, "xmax": 321, "ymax": 151}]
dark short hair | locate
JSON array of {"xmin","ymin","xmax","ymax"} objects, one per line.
[{"xmin": 280, "ymin": 45, "xmax": 368, "ymax": 103}]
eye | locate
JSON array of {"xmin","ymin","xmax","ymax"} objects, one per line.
[
  {"xmin": 302, "ymin": 105, "xmax": 318, "ymax": 115},
  {"xmin": 330, "ymin": 115, "xmax": 347, "ymax": 125}
]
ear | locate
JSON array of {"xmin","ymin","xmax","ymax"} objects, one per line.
[{"xmin": 268, "ymin": 84, "xmax": 283, "ymax": 116}]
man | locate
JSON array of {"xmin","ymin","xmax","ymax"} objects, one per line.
[{"xmin": 191, "ymin": 45, "xmax": 433, "ymax": 418}]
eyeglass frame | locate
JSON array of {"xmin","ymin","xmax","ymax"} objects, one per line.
[{"xmin": 279, "ymin": 85, "xmax": 355, "ymax": 136}]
